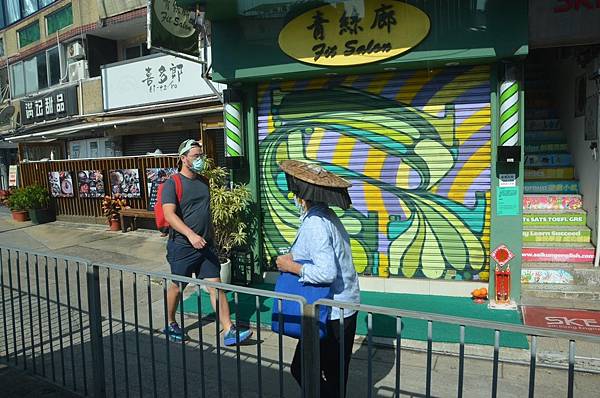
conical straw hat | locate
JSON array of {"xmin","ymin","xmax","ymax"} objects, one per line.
[{"xmin": 279, "ymin": 160, "xmax": 351, "ymax": 188}]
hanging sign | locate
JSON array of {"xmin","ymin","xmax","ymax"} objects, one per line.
[
  {"xmin": 8, "ymin": 165, "xmax": 18, "ymax": 187},
  {"xmin": 20, "ymin": 85, "xmax": 78, "ymax": 125},
  {"xmin": 149, "ymin": 0, "xmax": 199, "ymax": 56},
  {"xmin": 491, "ymin": 244, "xmax": 514, "ymax": 267},
  {"xmin": 278, "ymin": 1, "xmax": 430, "ymax": 66}
]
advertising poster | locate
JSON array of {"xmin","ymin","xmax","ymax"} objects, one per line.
[
  {"xmin": 48, "ymin": 171, "xmax": 74, "ymax": 198},
  {"xmin": 146, "ymin": 168, "xmax": 178, "ymax": 211},
  {"xmin": 77, "ymin": 170, "xmax": 105, "ymax": 198},
  {"xmin": 109, "ymin": 169, "xmax": 141, "ymax": 198}
]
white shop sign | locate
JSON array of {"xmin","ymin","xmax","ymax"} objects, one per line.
[{"xmin": 101, "ymin": 53, "xmax": 225, "ymax": 110}]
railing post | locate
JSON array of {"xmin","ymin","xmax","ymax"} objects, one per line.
[
  {"xmin": 87, "ymin": 263, "xmax": 106, "ymax": 398},
  {"xmin": 302, "ymin": 303, "xmax": 320, "ymax": 398}
]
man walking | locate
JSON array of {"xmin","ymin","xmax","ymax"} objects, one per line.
[{"xmin": 162, "ymin": 139, "xmax": 252, "ymax": 345}]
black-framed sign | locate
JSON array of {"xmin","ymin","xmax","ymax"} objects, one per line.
[{"xmin": 20, "ymin": 85, "xmax": 79, "ymax": 125}]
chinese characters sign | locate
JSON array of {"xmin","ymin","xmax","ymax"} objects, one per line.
[
  {"xmin": 20, "ymin": 86, "xmax": 78, "ymax": 125},
  {"xmin": 278, "ymin": 1, "xmax": 430, "ymax": 66},
  {"xmin": 141, "ymin": 62, "xmax": 184, "ymax": 94},
  {"xmin": 102, "ymin": 54, "xmax": 225, "ymax": 110}
]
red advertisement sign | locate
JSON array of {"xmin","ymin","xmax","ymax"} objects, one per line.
[{"xmin": 522, "ymin": 306, "xmax": 600, "ymax": 336}]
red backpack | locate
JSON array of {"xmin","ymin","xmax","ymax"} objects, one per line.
[{"xmin": 154, "ymin": 173, "xmax": 183, "ymax": 233}]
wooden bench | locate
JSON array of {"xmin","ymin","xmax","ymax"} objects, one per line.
[{"xmin": 120, "ymin": 208, "xmax": 155, "ymax": 233}]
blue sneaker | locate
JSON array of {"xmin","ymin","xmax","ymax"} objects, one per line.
[
  {"xmin": 164, "ymin": 322, "xmax": 186, "ymax": 342},
  {"xmin": 223, "ymin": 325, "xmax": 253, "ymax": 346}
]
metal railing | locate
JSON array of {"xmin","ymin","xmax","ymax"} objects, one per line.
[
  {"xmin": 2, "ymin": 244, "xmax": 600, "ymax": 398},
  {"xmin": 313, "ymin": 299, "xmax": 600, "ymax": 398}
]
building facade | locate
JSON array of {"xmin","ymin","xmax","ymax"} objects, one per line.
[
  {"xmin": 0, "ymin": 0, "xmax": 225, "ymax": 215},
  {"xmin": 204, "ymin": 0, "xmax": 528, "ymax": 301}
]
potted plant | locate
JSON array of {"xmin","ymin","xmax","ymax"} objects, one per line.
[
  {"xmin": 102, "ymin": 194, "xmax": 127, "ymax": 231},
  {"xmin": 25, "ymin": 184, "xmax": 55, "ymax": 224},
  {"xmin": 201, "ymin": 160, "xmax": 252, "ymax": 284},
  {"xmin": 6, "ymin": 187, "xmax": 31, "ymax": 222}
]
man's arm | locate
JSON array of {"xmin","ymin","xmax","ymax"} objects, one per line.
[{"xmin": 163, "ymin": 204, "xmax": 206, "ymax": 249}]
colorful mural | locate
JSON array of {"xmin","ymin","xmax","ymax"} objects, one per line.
[{"xmin": 258, "ymin": 65, "xmax": 492, "ymax": 279}]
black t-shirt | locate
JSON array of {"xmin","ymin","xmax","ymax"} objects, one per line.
[{"xmin": 161, "ymin": 173, "xmax": 213, "ymax": 246}]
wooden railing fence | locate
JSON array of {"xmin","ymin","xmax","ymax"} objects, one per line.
[{"xmin": 19, "ymin": 155, "xmax": 179, "ymax": 218}]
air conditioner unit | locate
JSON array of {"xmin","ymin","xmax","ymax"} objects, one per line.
[
  {"xmin": 67, "ymin": 41, "xmax": 85, "ymax": 60},
  {"xmin": 68, "ymin": 60, "xmax": 89, "ymax": 82}
]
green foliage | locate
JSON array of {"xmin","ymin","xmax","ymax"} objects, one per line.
[
  {"xmin": 6, "ymin": 187, "xmax": 31, "ymax": 211},
  {"xmin": 201, "ymin": 159, "xmax": 252, "ymax": 261},
  {"xmin": 24, "ymin": 184, "xmax": 50, "ymax": 209}
]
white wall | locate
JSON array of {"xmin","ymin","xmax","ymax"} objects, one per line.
[{"xmin": 549, "ymin": 51, "xmax": 600, "ymax": 245}]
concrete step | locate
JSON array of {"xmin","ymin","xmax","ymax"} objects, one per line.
[
  {"xmin": 526, "ymin": 118, "xmax": 561, "ymax": 130},
  {"xmin": 521, "ymin": 263, "xmax": 599, "ymax": 285},
  {"xmin": 523, "ymin": 209, "xmax": 587, "ymax": 226},
  {"xmin": 523, "ymin": 225, "xmax": 591, "ymax": 243},
  {"xmin": 524, "ymin": 143, "xmax": 568, "ymax": 153},
  {"xmin": 521, "ymin": 286, "xmax": 600, "ymax": 309},
  {"xmin": 524, "ymin": 153, "xmax": 572, "ymax": 167},
  {"xmin": 525, "ymin": 167, "xmax": 574, "ymax": 180},
  {"xmin": 523, "ymin": 193, "xmax": 582, "ymax": 210},
  {"xmin": 524, "ymin": 180, "xmax": 579, "ymax": 194},
  {"xmin": 522, "ymin": 245, "xmax": 595, "ymax": 263},
  {"xmin": 525, "ymin": 130, "xmax": 565, "ymax": 144}
]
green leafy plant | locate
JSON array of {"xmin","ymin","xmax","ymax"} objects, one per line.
[
  {"xmin": 6, "ymin": 187, "xmax": 31, "ymax": 211},
  {"xmin": 201, "ymin": 159, "xmax": 252, "ymax": 262},
  {"xmin": 24, "ymin": 184, "xmax": 50, "ymax": 209},
  {"xmin": 101, "ymin": 194, "xmax": 127, "ymax": 224}
]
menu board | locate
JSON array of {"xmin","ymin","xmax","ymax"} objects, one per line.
[{"xmin": 146, "ymin": 168, "xmax": 178, "ymax": 211}]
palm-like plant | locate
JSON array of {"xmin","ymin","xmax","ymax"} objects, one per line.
[{"xmin": 201, "ymin": 159, "xmax": 252, "ymax": 262}]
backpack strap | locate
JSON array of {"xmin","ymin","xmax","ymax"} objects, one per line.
[
  {"xmin": 168, "ymin": 173, "xmax": 184, "ymax": 241},
  {"xmin": 173, "ymin": 173, "xmax": 183, "ymax": 203}
]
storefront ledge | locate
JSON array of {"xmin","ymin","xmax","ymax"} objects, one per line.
[
  {"xmin": 56, "ymin": 215, "xmax": 106, "ymax": 225},
  {"xmin": 361, "ymin": 277, "xmax": 488, "ymax": 297},
  {"xmin": 262, "ymin": 271, "xmax": 487, "ymax": 297}
]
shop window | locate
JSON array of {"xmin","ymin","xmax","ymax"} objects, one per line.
[
  {"xmin": 124, "ymin": 44, "xmax": 150, "ymax": 60},
  {"xmin": 46, "ymin": 4, "xmax": 72, "ymax": 35},
  {"xmin": 0, "ymin": 4, "xmax": 5, "ymax": 29},
  {"xmin": 18, "ymin": 21, "xmax": 40, "ymax": 48},
  {"xmin": 21, "ymin": 0, "xmax": 38, "ymax": 17},
  {"xmin": 1, "ymin": 1, "xmax": 57, "ymax": 28},
  {"xmin": 0, "ymin": 67, "xmax": 8, "ymax": 101},
  {"xmin": 10, "ymin": 61, "xmax": 24, "ymax": 97},
  {"xmin": 5, "ymin": 0, "xmax": 21, "ymax": 25},
  {"xmin": 10, "ymin": 45, "xmax": 63, "ymax": 97}
]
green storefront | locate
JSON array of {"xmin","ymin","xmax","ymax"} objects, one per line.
[{"xmin": 203, "ymin": 0, "xmax": 528, "ymax": 303}]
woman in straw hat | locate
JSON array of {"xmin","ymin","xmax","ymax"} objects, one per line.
[{"xmin": 276, "ymin": 160, "xmax": 360, "ymax": 397}]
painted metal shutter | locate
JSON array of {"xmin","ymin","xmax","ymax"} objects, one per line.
[{"xmin": 257, "ymin": 65, "xmax": 491, "ymax": 281}]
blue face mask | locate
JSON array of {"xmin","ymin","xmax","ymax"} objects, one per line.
[{"xmin": 189, "ymin": 156, "xmax": 206, "ymax": 173}]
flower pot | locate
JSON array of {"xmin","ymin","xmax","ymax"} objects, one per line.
[
  {"xmin": 29, "ymin": 208, "xmax": 56, "ymax": 225},
  {"xmin": 11, "ymin": 210, "xmax": 30, "ymax": 222},
  {"xmin": 109, "ymin": 219, "xmax": 121, "ymax": 231},
  {"xmin": 202, "ymin": 258, "xmax": 232, "ymax": 293}
]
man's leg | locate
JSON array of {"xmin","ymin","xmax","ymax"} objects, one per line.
[
  {"xmin": 204, "ymin": 277, "xmax": 233, "ymax": 332},
  {"xmin": 167, "ymin": 282, "xmax": 182, "ymax": 324}
]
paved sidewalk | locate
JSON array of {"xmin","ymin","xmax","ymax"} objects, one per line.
[
  {"xmin": 0, "ymin": 363, "xmax": 80, "ymax": 397},
  {"xmin": 1, "ymin": 208, "xmax": 599, "ymax": 397}
]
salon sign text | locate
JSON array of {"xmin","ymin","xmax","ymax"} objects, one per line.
[{"xmin": 278, "ymin": 0, "xmax": 430, "ymax": 66}]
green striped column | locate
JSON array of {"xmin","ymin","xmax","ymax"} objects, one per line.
[
  {"xmin": 224, "ymin": 89, "xmax": 244, "ymax": 157},
  {"xmin": 499, "ymin": 78, "xmax": 519, "ymax": 146}
]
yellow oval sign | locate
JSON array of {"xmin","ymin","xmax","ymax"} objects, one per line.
[{"xmin": 278, "ymin": 1, "xmax": 430, "ymax": 67}]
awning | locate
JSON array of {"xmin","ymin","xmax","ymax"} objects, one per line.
[{"xmin": 6, "ymin": 105, "xmax": 224, "ymax": 142}]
